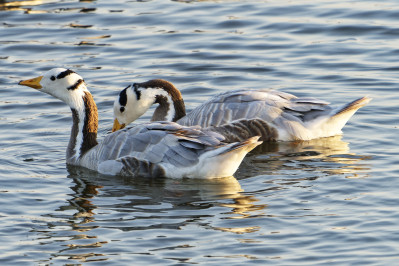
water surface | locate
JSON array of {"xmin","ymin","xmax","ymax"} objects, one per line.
[{"xmin": 1, "ymin": 0, "xmax": 398, "ymax": 264}]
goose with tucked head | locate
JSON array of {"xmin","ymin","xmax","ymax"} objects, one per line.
[
  {"xmin": 112, "ymin": 79, "xmax": 371, "ymax": 142},
  {"xmin": 19, "ymin": 69, "xmax": 261, "ymax": 178}
]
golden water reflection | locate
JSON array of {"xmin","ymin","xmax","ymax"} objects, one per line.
[
  {"xmin": 221, "ymin": 194, "xmax": 266, "ymax": 219},
  {"xmin": 52, "ymin": 174, "xmax": 108, "ymax": 263},
  {"xmin": 214, "ymin": 226, "xmax": 261, "ymax": 234},
  {"xmin": 0, "ymin": 0, "xmax": 96, "ymax": 13},
  {"xmin": 247, "ymin": 135, "xmax": 371, "ymax": 179},
  {"xmin": 0, "ymin": 0, "xmax": 43, "ymax": 11}
]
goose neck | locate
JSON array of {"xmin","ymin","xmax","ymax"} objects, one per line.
[
  {"xmin": 67, "ymin": 91, "xmax": 98, "ymax": 164},
  {"xmin": 149, "ymin": 83, "xmax": 185, "ymax": 122},
  {"xmin": 152, "ymin": 92, "xmax": 185, "ymax": 122}
]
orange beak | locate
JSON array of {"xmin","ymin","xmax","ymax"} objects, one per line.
[
  {"xmin": 18, "ymin": 76, "xmax": 43, "ymax": 89},
  {"xmin": 112, "ymin": 118, "xmax": 125, "ymax": 132}
]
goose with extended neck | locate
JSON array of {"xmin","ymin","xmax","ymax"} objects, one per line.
[
  {"xmin": 112, "ymin": 79, "xmax": 371, "ymax": 142},
  {"xmin": 18, "ymin": 68, "xmax": 261, "ymax": 179}
]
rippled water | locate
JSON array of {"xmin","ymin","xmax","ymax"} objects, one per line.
[{"xmin": 1, "ymin": 0, "xmax": 398, "ymax": 264}]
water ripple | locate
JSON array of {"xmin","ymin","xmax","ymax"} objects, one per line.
[{"xmin": 1, "ymin": 0, "xmax": 398, "ymax": 265}]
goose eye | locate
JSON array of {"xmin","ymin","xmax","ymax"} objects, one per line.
[
  {"xmin": 50, "ymin": 76, "xmax": 56, "ymax": 81},
  {"xmin": 120, "ymin": 106, "xmax": 125, "ymax": 113}
]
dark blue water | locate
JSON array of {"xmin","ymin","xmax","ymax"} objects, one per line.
[{"xmin": 1, "ymin": 0, "xmax": 398, "ymax": 264}]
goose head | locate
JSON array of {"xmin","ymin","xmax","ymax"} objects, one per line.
[
  {"xmin": 19, "ymin": 68, "xmax": 88, "ymax": 109},
  {"xmin": 112, "ymin": 84, "xmax": 141, "ymax": 132},
  {"xmin": 19, "ymin": 68, "xmax": 98, "ymax": 162},
  {"xmin": 112, "ymin": 79, "xmax": 186, "ymax": 132}
]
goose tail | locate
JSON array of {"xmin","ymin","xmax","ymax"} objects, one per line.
[
  {"xmin": 186, "ymin": 136, "xmax": 262, "ymax": 179},
  {"xmin": 219, "ymin": 135, "xmax": 262, "ymax": 155},
  {"xmin": 331, "ymin": 96, "xmax": 371, "ymax": 119},
  {"xmin": 318, "ymin": 96, "xmax": 371, "ymax": 138}
]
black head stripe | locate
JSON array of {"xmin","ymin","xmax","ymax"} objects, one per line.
[
  {"xmin": 57, "ymin": 69, "xmax": 76, "ymax": 79},
  {"xmin": 67, "ymin": 79, "xmax": 84, "ymax": 90},
  {"xmin": 119, "ymin": 86, "xmax": 129, "ymax": 106},
  {"xmin": 133, "ymin": 84, "xmax": 141, "ymax": 100}
]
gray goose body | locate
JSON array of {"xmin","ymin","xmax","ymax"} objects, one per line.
[
  {"xmin": 19, "ymin": 69, "xmax": 261, "ymax": 179},
  {"xmin": 113, "ymin": 80, "xmax": 371, "ymax": 141}
]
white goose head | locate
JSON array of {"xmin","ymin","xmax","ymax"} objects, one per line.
[
  {"xmin": 112, "ymin": 79, "xmax": 186, "ymax": 131},
  {"xmin": 19, "ymin": 68, "xmax": 89, "ymax": 108},
  {"xmin": 19, "ymin": 68, "xmax": 98, "ymax": 163}
]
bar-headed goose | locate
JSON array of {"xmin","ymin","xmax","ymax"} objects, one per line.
[
  {"xmin": 18, "ymin": 69, "xmax": 261, "ymax": 179},
  {"xmin": 112, "ymin": 79, "xmax": 371, "ymax": 141}
]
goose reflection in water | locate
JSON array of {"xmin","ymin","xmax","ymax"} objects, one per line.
[
  {"xmin": 36, "ymin": 136, "xmax": 371, "ymax": 263},
  {"xmin": 243, "ymin": 135, "xmax": 371, "ymax": 180},
  {"xmin": 37, "ymin": 167, "xmax": 258, "ymax": 263}
]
